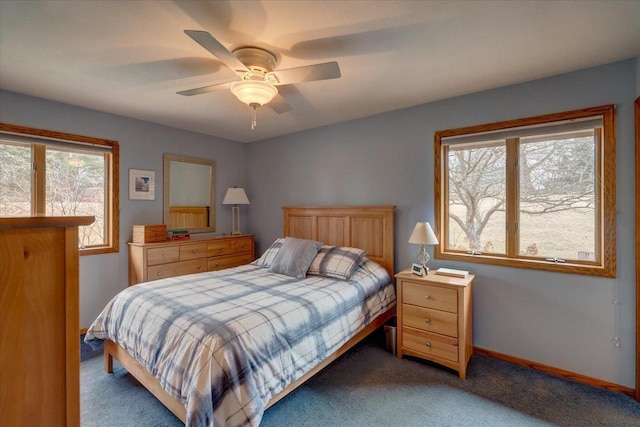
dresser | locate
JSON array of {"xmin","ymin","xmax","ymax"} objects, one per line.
[
  {"xmin": 1, "ymin": 215, "xmax": 94, "ymax": 427},
  {"xmin": 395, "ymin": 269, "xmax": 474, "ymax": 379},
  {"xmin": 128, "ymin": 234, "xmax": 255, "ymax": 285}
]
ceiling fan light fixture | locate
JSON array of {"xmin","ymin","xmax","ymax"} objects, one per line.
[
  {"xmin": 229, "ymin": 80, "xmax": 278, "ymax": 107},
  {"xmin": 229, "ymin": 80, "xmax": 278, "ymax": 130}
]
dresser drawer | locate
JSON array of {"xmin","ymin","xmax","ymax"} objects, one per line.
[
  {"xmin": 208, "ymin": 253, "xmax": 252, "ymax": 271},
  {"xmin": 147, "ymin": 259, "xmax": 206, "ymax": 281},
  {"xmin": 402, "ymin": 280, "xmax": 458, "ymax": 313},
  {"xmin": 403, "ymin": 304, "xmax": 458, "ymax": 337},
  {"xmin": 403, "ymin": 327, "xmax": 459, "ymax": 362},
  {"xmin": 179, "ymin": 242, "xmax": 208, "ymax": 260},
  {"xmin": 231, "ymin": 238, "xmax": 253, "ymax": 254},
  {"xmin": 208, "ymin": 240, "xmax": 233, "ymax": 257},
  {"xmin": 147, "ymin": 246, "xmax": 180, "ymax": 266}
]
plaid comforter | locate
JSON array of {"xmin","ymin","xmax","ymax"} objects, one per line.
[{"xmin": 85, "ymin": 260, "xmax": 395, "ymax": 427}]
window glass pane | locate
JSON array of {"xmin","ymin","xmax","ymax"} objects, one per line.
[
  {"xmin": 0, "ymin": 141, "xmax": 32, "ymax": 216},
  {"xmin": 45, "ymin": 147, "xmax": 107, "ymax": 247},
  {"xmin": 447, "ymin": 142, "xmax": 506, "ymax": 253},
  {"xmin": 518, "ymin": 132, "xmax": 596, "ymax": 261}
]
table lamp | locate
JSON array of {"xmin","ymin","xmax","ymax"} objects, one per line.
[
  {"xmin": 222, "ymin": 187, "xmax": 250, "ymax": 235},
  {"xmin": 408, "ymin": 221, "xmax": 439, "ymax": 272}
]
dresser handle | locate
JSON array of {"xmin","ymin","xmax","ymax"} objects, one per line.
[
  {"xmin": 424, "ymin": 319, "xmax": 431, "ymax": 324},
  {"xmin": 157, "ymin": 272, "xmax": 163, "ymax": 276},
  {"xmin": 425, "ymin": 342, "xmax": 431, "ymax": 348},
  {"xmin": 192, "ymin": 249, "xmax": 197, "ymax": 254},
  {"xmin": 425, "ymin": 295, "xmax": 431, "ymax": 300},
  {"xmin": 162, "ymin": 253, "xmax": 167, "ymax": 258},
  {"xmin": 218, "ymin": 247, "xmax": 223, "ymax": 251},
  {"xmin": 196, "ymin": 265, "xmax": 201, "ymax": 270},
  {"xmin": 214, "ymin": 262, "xmax": 219, "ymax": 266}
]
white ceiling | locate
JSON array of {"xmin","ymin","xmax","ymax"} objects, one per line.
[{"xmin": 1, "ymin": 1, "xmax": 639, "ymax": 143}]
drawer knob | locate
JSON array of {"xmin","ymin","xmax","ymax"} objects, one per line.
[
  {"xmin": 424, "ymin": 318, "xmax": 431, "ymax": 324},
  {"xmin": 218, "ymin": 247, "xmax": 223, "ymax": 251},
  {"xmin": 192, "ymin": 249, "xmax": 197, "ymax": 254},
  {"xmin": 214, "ymin": 262, "xmax": 219, "ymax": 266},
  {"xmin": 157, "ymin": 272, "xmax": 163, "ymax": 276},
  {"xmin": 197, "ymin": 265, "xmax": 201, "ymax": 270},
  {"xmin": 162, "ymin": 253, "xmax": 167, "ymax": 258},
  {"xmin": 425, "ymin": 342, "xmax": 431, "ymax": 348},
  {"xmin": 425, "ymin": 295, "xmax": 431, "ymax": 300}
]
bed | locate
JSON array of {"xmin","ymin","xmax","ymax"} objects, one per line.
[{"xmin": 86, "ymin": 206, "xmax": 396, "ymax": 427}]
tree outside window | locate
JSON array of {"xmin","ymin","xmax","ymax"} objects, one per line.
[{"xmin": 435, "ymin": 105, "xmax": 615, "ymax": 277}]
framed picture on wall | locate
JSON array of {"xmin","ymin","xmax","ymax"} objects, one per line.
[{"xmin": 129, "ymin": 169, "xmax": 155, "ymax": 200}]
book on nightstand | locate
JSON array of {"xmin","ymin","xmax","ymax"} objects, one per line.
[{"xmin": 435, "ymin": 267, "xmax": 469, "ymax": 278}]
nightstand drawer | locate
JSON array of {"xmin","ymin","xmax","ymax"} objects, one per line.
[
  {"xmin": 402, "ymin": 304, "xmax": 458, "ymax": 337},
  {"xmin": 403, "ymin": 327, "xmax": 459, "ymax": 362},
  {"xmin": 179, "ymin": 242, "xmax": 208, "ymax": 260},
  {"xmin": 147, "ymin": 259, "xmax": 206, "ymax": 281},
  {"xmin": 208, "ymin": 253, "xmax": 252, "ymax": 271},
  {"xmin": 147, "ymin": 246, "xmax": 180, "ymax": 266},
  {"xmin": 402, "ymin": 280, "xmax": 458, "ymax": 313}
]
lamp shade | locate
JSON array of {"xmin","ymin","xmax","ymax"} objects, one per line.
[
  {"xmin": 408, "ymin": 222, "xmax": 439, "ymax": 245},
  {"xmin": 222, "ymin": 187, "xmax": 250, "ymax": 205},
  {"xmin": 229, "ymin": 80, "xmax": 278, "ymax": 107}
]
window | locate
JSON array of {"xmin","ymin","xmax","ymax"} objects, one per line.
[
  {"xmin": 434, "ymin": 105, "xmax": 615, "ymax": 277},
  {"xmin": 0, "ymin": 123, "xmax": 119, "ymax": 255}
]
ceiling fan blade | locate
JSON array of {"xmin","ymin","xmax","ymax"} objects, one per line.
[
  {"xmin": 268, "ymin": 61, "xmax": 341, "ymax": 86},
  {"xmin": 176, "ymin": 79, "xmax": 234, "ymax": 96},
  {"xmin": 268, "ymin": 94, "xmax": 292, "ymax": 114},
  {"xmin": 184, "ymin": 30, "xmax": 249, "ymax": 73}
]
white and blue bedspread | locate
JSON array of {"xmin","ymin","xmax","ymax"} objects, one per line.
[{"xmin": 85, "ymin": 260, "xmax": 395, "ymax": 427}]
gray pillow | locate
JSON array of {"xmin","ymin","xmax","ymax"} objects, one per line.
[{"xmin": 268, "ymin": 237, "xmax": 322, "ymax": 279}]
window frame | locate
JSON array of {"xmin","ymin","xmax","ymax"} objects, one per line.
[
  {"xmin": 0, "ymin": 123, "xmax": 119, "ymax": 255},
  {"xmin": 434, "ymin": 105, "xmax": 616, "ymax": 277}
]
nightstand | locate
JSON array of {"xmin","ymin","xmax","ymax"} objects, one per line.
[{"xmin": 395, "ymin": 269, "xmax": 474, "ymax": 379}]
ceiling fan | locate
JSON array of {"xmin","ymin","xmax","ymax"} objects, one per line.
[{"xmin": 177, "ymin": 30, "xmax": 341, "ymax": 129}]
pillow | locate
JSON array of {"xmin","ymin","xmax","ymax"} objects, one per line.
[
  {"xmin": 268, "ymin": 237, "xmax": 322, "ymax": 279},
  {"xmin": 252, "ymin": 238, "xmax": 284, "ymax": 268},
  {"xmin": 308, "ymin": 245, "xmax": 366, "ymax": 281}
]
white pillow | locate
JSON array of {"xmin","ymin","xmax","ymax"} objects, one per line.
[{"xmin": 308, "ymin": 245, "xmax": 366, "ymax": 281}]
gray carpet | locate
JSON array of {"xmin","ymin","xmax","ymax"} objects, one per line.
[{"xmin": 81, "ymin": 331, "xmax": 640, "ymax": 426}]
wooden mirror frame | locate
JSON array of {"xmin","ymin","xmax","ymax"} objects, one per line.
[{"xmin": 163, "ymin": 154, "xmax": 216, "ymax": 234}]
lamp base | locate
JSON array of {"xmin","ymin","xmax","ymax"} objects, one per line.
[
  {"xmin": 231, "ymin": 205, "xmax": 242, "ymax": 235},
  {"xmin": 416, "ymin": 244, "xmax": 431, "ymax": 268}
]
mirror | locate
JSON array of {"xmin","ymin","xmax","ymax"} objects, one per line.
[{"xmin": 163, "ymin": 154, "xmax": 216, "ymax": 233}]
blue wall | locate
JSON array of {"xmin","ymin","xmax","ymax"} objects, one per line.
[
  {"xmin": 0, "ymin": 58, "xmax": 636, "ymax": 389},
  {"xmin": 247, "ymin": 59, "xmax": 637, "ymax": 388}
]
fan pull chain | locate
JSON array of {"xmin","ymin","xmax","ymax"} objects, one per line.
[{"xmin": 251, "ymin": 105, "xmax": 257, "ymax": 130}]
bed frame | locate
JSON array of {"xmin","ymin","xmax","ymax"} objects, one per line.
[{"xmin": 103, "ymin": 205, "xmax": 396, "ymax": 423}]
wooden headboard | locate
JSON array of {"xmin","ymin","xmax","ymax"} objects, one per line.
[{"xmin": 282, "ymin": 206, "xmax": 396, "ymax": 276}]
